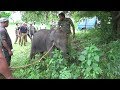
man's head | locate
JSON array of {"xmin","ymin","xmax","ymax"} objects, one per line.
[
  {"xmin": 59, "ymin": 12, "xmax": 65, "ymax": 20},
  {"xmin": 30, "ymin": 23, "xmax": 33, "ymax": 26},
  {"xmin": 16, "ymin": 23, "xmax": 19, "ymax": 26},
  {"xmin": 0, "ymin": 18, "xmax": 9, "ymax": 27},
  {"xmin": 23, "ymin": 23, "xmax": 27, "ymax": 26}
]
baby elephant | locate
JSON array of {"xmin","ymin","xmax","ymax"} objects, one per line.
[{"xmin": 30, "ymin": 29, "xmax": 67, "ymax": 59}]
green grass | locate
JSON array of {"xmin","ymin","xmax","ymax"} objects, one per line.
[{"xmin": 11, "ymin": 42, "xmax": 31, "ymax": 67}]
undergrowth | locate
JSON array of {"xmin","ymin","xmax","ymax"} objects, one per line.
[{"xmin": 11, "ymin": 29, "xmax": 120, "ymax": 79}]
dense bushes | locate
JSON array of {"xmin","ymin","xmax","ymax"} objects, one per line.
[{"xmin": 11, "ymin": 30, "xmax": 120, "ymax": 79}]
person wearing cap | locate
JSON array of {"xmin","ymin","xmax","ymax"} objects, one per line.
[
  {"xmin": 0, "ymin": 33, "xmax": 14, "ymax": 79},
  {"xmin": 0, "ymin": 18, "xmax": 13, "ymax": 66}
]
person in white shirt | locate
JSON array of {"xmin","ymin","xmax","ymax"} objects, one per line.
[
  {"xmin": 33, "ymin": 21, "xmax": 38, "ymax": 31},
  {"xmin": 40, "ymin": 23, "xmax": 46, "ymax": 29}
]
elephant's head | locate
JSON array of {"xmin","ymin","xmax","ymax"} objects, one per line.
[{"xmin": 50, "ymin": 30, "xmax": 67, "ymax": 57}]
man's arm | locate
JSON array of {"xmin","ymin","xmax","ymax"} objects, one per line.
[
  {"xmin": 69, "ymin": 18, "xmax": 75, "ymax": 37},
  {"xmin": 34, "ymin": 27, "xmax": 37, "ymax": 32},
  {"xmin": 2, "ymin": 40, "xmax": 11, "ymax": 52},
  {"xmin": 1, "ymin": 30, "xmax": 13, "ymax": 56},
  {"xmin": 57, "ymin": 21, "xmax": 61, "ymax": 30},
  {"xmin": 26, "ymin": 26, "xmax": 29, "ymax": 35},
  {"xmin": 18, "ymin": 26, "xmax": 21, "ymax": 36},
  {"xmin": 2, "ymin": 40, "xmax": 13, "ymax": 56}
]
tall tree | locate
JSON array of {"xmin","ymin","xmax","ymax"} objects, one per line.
[
  {"xmin": 21, "ymin": 11, "xmax": 59, "ymax": 24},
  {"xmin": 21, "ymin": 11, "xmax": 120, "ymax": 43},
  {"xmin": 0, "ymin": 11, "xmax": 11, "ymax": 18},
  {"xmin": 71, "ymin": 11, "xmax": 114, "ymax": 43},
  {"xmin": 111, "ymin": 11, "xmax": 120, "ymax": 39}
]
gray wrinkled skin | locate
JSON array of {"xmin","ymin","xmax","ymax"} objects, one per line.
[{"xmin": 30, "ymin": 29, "xmax": 67, "ymax": 59}]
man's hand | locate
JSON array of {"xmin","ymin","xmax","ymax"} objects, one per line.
[{"xmin": 8, "ymin": 50, "xmax": 13, "ymax": 56}]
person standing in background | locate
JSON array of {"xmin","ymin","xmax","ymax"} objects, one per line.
[{"xmin": 14, "ymin": 23, "xmax": 21, "ymax": 44}]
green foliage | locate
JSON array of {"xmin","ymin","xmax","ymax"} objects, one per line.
[
  {"xmin": 44, "ymin": 49, "xmax": 67, "ymax": 79},
  {"xmin": 11, "ymin": 29, "xmax": 120, "ymax": 79},
  {"xmin": 79, "ymin": 45, "xmax": 102, "ymax": 79},
  {"xmin": 71, "ymin": 11, "xmax": 112, "ymax": 43},
  {"xmin": 0, "ymin": 11, "xmax": 11, "ymax": 18},
  {"xmin": 43, "ymin": 49, "xmax": 80, "ymax": 79},
  {"xmin": 59, "ymin": 67, "xmax": 71, "ymax": 79},
  {"xmin": 7, "ymin": 12, "xmax": 120, "ymax": 79},
  {"xmin": 12, "ymin": 45, "xmax": 81, "ymax": 79},
  {"xmin": 100, "ymin": 40, "xmax": 120, "ymax": 79},
  {"xmin": 21, "ymin": 11, "xmax": 58, "ymax": 24},
  {"xmin": 11, "ymin": 28, "xmax": 120, "ymax": 79},
  {"xmin": 21, "ymin": 11, "xmax": 114, "ymax": 44}
]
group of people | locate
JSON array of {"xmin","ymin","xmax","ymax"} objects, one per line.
[
  {"xmin": 14, "ymin": 22, "xmax": 37, "ymax": 46},
  {"xmin": 0, "ymin": 12, "xmax": 75, "ymax": 79}
]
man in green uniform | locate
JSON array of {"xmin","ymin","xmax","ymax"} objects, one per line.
[{"xmin": 58, "ymin": 12, "xmax": 75, "ymax": 56}]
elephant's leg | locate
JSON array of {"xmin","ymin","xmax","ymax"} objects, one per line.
[{"xmin": 30, "ymin": 51, "xmax": 35, "ymax": 60}]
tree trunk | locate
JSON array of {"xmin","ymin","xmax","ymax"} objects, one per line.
[{"xmin": 111, "ymin": 11, "xmax": 120, "ymax": 40}]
